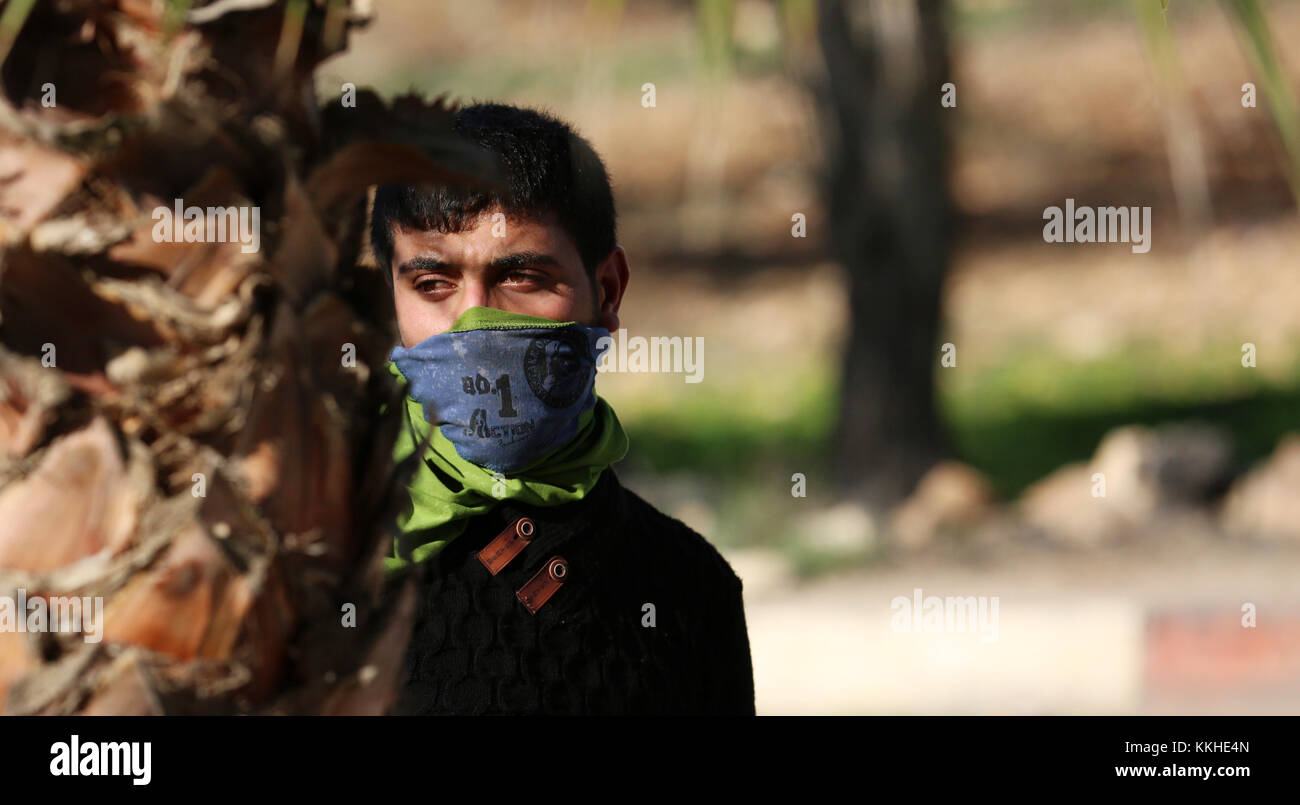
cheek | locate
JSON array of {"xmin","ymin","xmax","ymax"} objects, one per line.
[
  {"xmin": 394, "ymin": 292, "xmax": 442, "ymax": 347},
  {"xmin": 522, "ymin": 299, "xmax": 591, "ymax": 327},
  {"xmin": 571, "ymin": 284, "xmax": 601, "ymax": 327},
  {"xmin": 528, "ymin": 279, "xmax": 596, "ymax": 324},
  {"xmin": 392, "ymin": 293, "xmax": 414, "ymax": 346}
]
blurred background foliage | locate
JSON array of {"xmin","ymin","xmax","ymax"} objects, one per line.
[{"xmin": 322, "ymin": 0, "xmax": 1300, "ymax": 568}]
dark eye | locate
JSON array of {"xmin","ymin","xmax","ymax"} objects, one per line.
[
  {"xmin": 415, "ymin": 277, "xmax": 450, "ymax": 294},
  {"xmin": 504, "ymin": 270, "xmax": 544, "ymax": 287}
]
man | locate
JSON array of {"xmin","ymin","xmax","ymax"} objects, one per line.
[{"xmin": 373, "ymin": 101, "xmax": 755, "ymax": 715}]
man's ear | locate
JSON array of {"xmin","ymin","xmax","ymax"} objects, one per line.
[{"xmin": 592, "ymin": 246, "xmax": 629, "ymax": 332}]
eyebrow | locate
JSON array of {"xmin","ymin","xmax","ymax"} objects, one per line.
[{"xmin": 396, "ymin": 251, "xmax": 563, "ymax": 275}]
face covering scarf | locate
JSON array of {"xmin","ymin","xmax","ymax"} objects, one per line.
[{"xmin": 384, "ymin": 306, "xmax": 629, "ymax": 572}]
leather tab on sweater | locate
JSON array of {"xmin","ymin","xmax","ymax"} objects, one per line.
[
  {"xmin": 517, "ymin": 556, "xmax": 567, "ymax": 614},
  {"xmin": 478, "ymin": 517, "xmax": 535, "ymax": 575}
]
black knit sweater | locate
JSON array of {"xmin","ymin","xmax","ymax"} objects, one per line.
[{"xmin": 389, "ymin": 468, "xmax": 756, "ymax": 715}]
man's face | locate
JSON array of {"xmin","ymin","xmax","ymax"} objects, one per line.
[{"xmin": 389, "ymin": 205, "xmax": 628, "ymax": 347}]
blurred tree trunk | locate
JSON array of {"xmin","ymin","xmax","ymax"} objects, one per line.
[
  {"xmin": 811, "ymin": 0, "xmax": 951, "ymax": 508},
  {"xmin": 0, "ymin": 0, "xmax": 492, "ymax": 715}
]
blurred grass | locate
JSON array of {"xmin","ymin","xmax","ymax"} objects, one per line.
[
  {"xmin": 944, "ymin": 339, "xmax": 1300, "ymax": 497},
  {"xmin": 611, "ymin": 360, "xmax": 837, "ymax": 551},
  {"xmin": 612, "ymin": 361, "xmax": 836, "ymax": 477},
  {"xmin": 618, "ymin": 337, "xmax": 1300, "ymax": 550}
]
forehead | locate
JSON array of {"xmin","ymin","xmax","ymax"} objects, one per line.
[{"xmin": 391, "ymin": 206, "xmax": 579, "ymax": 262}]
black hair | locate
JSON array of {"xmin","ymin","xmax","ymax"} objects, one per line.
[{"xmin": 370, "ymin": 102, "xmax": 617, "ymax": 282}]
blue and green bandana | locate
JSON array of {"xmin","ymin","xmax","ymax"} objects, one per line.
[{"xmin": 385, "ymin": 306, "xmax": 629, "ymax": 572}]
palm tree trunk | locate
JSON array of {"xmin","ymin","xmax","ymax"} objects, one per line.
[{"xmin": 0, "ymin": 0, "xmax": 488, "ymax": 715}]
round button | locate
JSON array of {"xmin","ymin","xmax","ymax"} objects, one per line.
[
  {"xmin": 516, "ymin": 518, "xmax": 535, "ymax": 539},
  {"xmin": 548, "ymin": 559, "xmax": 567, "ymax": 581}
]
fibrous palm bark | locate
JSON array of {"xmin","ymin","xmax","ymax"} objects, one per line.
[{"xmin": 0, "ymin": 0, "xmax": 494, "ymax": 715}]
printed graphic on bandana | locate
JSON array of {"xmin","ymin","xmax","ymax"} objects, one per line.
[
  {"xmin": 525, "ymin": 330, "xmax": 593, "ymax": 408},
  {"xmin": 460, "ymin": 371, "xmax": 535, "ymax": 444}
]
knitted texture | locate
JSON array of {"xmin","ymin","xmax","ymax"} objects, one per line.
[{"xmin": 390, "ymin": 469, "xmax": 756, "ymax": 715}]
